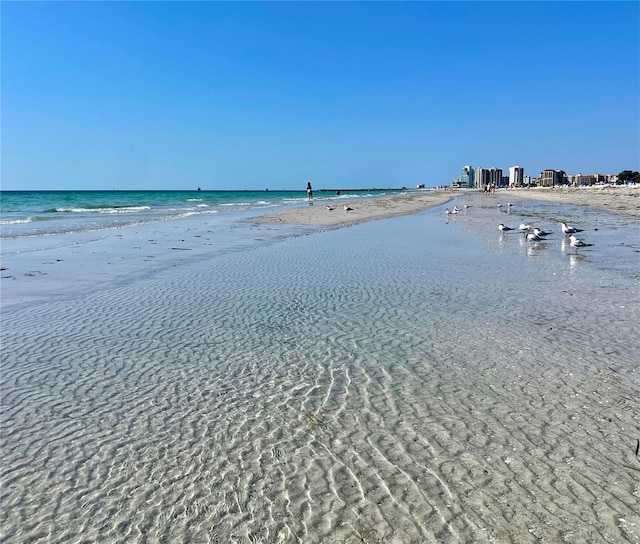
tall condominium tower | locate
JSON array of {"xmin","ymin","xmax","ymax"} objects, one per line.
[{"xmin": 509, "ymin": 165, "xmax": 524, "ymax": 187}]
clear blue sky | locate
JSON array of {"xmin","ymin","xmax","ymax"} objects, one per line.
[{"xmin": 2, "ymin": 1, "xmax": 638, "ymax": 190}]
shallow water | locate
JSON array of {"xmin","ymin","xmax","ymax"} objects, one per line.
[{"xmin": 1, "ymin": 197, "xmax": 639, "ymax": 543}]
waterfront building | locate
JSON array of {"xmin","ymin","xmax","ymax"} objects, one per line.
[
  {"xmin": 474, "ymin": 167, "xmax": 490, "ymax": 190},
  {"xmin": 460, "ymin": 166, "xmax": 475, "ymax": 189},
  {"xmin": 489, "ymin": 167, "xmax": 503, "ymax": 188},
  {"xmin": 508, "ymin": 165, "xmax": 524, "ymax": 187},
  {"xmin": 539, "ymin": 169, "xmax": 566, "ymax": 187}
]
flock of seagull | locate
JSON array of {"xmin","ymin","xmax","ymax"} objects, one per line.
[
  {"xmin": 445, "ymin": 202, "xmax": 594, "ymax": 252},
  {"xmin": 498, "ymin": 221, "xmax": 593, "ymax": 250}
]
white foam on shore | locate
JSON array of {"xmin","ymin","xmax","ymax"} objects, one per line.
[{"xmin": 1, "ymin": 203, "xmax": 639, "ymax": 543}]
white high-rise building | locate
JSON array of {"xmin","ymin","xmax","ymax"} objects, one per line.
[{"xmin": 509, "ymin": 165, "xmax": 524, "ymax": 187}]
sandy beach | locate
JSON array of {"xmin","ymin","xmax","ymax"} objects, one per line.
[
  {"xmin": 251, "ymin": 185, "xmax": 639, "ymax": 228},
  {"xmin": 2, "ymin": 188, "xmax": 639, "ymax": 543},
  {"xmin": 505, "ymin": 185, "xmax": 640, "ymax": 217}
]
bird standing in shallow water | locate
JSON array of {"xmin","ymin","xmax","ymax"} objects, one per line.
[
  {"xmin": 569, "ymin": 234, "xmax": 593, "ymax": 250},
  {"xmin": 533, "ymin": 227, "xmax": 552, "ymax": 237},
  {"xmin": 344, "ymin": 205, "xmax": 353, "ymax": 212},
  {"xmin": 560, "ymin": 221, "xmax": 583, "ymax": 235},
  {"xmin": 498, "ymin": 223, "xmax": 514, "ymax": 232}
]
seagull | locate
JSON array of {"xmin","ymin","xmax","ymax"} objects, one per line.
[
  {"xmin": 326, "ymin": 206, "xmax": 334, "ymax": 211},
  {"xmin": 519, "ymin": 223, "xmax": 533, "ymax": 232},
  {"xmin": 464, "ymin": 204, "xmax": 471, "ymax": 209},
  {"xmin": 497, "ymin": 203, "xmax": 503, "ymax": 208},
  {"xmin": 344, "ymin": 205, "xmax": 353, "ymax": 212},
  {"xmin": 560, "ymin": 221, "xmax": 584, "ymax": 235},
  {"xmin": 453, "ymin": 205, "xmax": 460, "ymax": 213},
  {"xmin": 445, "ymin": 208, "xmax": 451, "ymax": 215},
  {"xmin": 569, "ymin": 234, "xmax": 593, "ymax": 250},
  {"xmin": 533, "ymin": 227, "xmax": 552, "ymax": 237},
  {"xmin": 526, "ymin": 232, "xmax": 547, "ymax": 242},
  {"xmin": 506, "ymin": 202, "xmax": 514, "ymax": 207},
  {"xmin": 498, "ymin": 223, "xmax": 515, "ymax": 232}
]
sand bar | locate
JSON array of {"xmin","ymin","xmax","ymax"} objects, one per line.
[{"xmin": 250, "ymin": 191, "xmax": 456, "ymax": 226}]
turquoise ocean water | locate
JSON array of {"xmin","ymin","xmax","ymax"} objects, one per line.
[{"xmin": 0, "ymin": 189, "xmax": 405, "ymax": 239}]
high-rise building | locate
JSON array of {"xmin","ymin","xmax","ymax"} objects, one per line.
[
  {"xmin": 508, "ymin": 165, "xmax": 524, "ymax": 187},
  {"xmin": 474, "ymin": 167, "xmax": 491, "ymax": 190},
  {"xmin": 489, "ymin": 167, "xmax": 503, "ymax": 188},
  {"xmin": 460, "ymin": 166, "xmax": 475, "ymax": 188},
  {"xmin": 539, "ymin": 169, "xmax": 566, "ymax": 187}
]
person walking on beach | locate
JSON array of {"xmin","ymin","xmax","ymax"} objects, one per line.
[{"xmin": 307, "ymin": 181, "xmax": 313, "ymax": 200}]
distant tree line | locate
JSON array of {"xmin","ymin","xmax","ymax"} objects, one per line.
[{"xmin": 618, "ymin": 170, "xmax": 640, "ymax": 182}]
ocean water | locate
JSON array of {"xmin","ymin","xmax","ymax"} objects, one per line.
[
  {"xmin": 0, "ymin": 189, "xmax": 405, "ymax": 240},
  {"xmin": 1, "ymin": 192, "xmax": 639, "ymax": 543}
]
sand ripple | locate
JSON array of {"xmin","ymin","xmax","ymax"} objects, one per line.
[{"xmin": 2, "ymin": 210, "xmax": 639, "ymax": 543}]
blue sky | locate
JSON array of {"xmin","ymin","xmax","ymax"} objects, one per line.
[{"xmin": 2, "ymin": 1, "xmax": 638, "ymax": 191}]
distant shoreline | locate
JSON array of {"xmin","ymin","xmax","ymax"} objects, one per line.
[{"xmin": 251, "ymin": 184, "xmax": 639, "ymax": 227}]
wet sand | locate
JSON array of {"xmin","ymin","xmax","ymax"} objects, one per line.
[{"xmin": 250, "ymin": 191, "xmax": 456, "ymax": 227}]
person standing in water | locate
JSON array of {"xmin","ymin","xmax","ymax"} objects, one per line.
[{"xmin": 306, "ymin": 181, "xmax": 313, "ymax": 200}]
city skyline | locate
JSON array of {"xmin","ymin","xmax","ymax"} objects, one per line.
[
  {"xmin": 452, "ymin": 163, "xmax": 631, "ymax": 189},
  {"xmin": 2, "ymin": 2, "xmax": 638, "ymax": 191}
]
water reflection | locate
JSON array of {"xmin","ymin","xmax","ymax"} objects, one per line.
[
  {"xmin": 568, "ymin": 252, "xmax": 586, "ymax": 274},
  {"xmin": 525, "ymin": 241, "xmax": 548, "ymax": 257}
]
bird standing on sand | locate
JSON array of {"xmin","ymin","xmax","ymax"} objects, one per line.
[
  {"xmin": 344, "ymin": 205, "xmax": 353, "ymax": 212},
  {"xmin": 326, "ymin": 206, "xmax": 334, "ymax": 211},
  {"xmin": 498, "ymin": 223, "xmax": 514, "ymax": 232},
  {"xmin": 560, "ymin": 221, "xmax": 583, "ymax": 235},
  {"xmin": 569, "ymin": 234, "xmax": 593, "ymax": 250}
]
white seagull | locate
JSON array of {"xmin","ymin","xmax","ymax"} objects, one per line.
[
  {"xmin": 560, "ymin": 221, "xmax": 584, "ymax": 235},
  {"xmin": 344, "ymin": 205, "xmax": 353, "ymax": 212},
  {"xmin": 519, "ymin": 223, "xmax": 533, "ymax": 231},
  {"xmin": 569, "ymin": 234, "xmax": 593, "ymax": 250},
  {"xmin": 445, "ymin": 208, "xmax": 452, "ymax": 215},
  {"xmin": 453, "ymin": 205, "xmax": 460, "ymax": 213},
  {"xmin": 326, "ymin": 206, "xmax": 334, "ymax": 211},
  {"xmin": 498, "ymin": 223, "xmax": 515, "ymax": 232},
  {"xmin": 526, "ymin": 232, "xmax": 547, "ymax": 242},
  {"xmin": 533, "ymin": 227, "xmax": 552, "ymax": 237}
]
